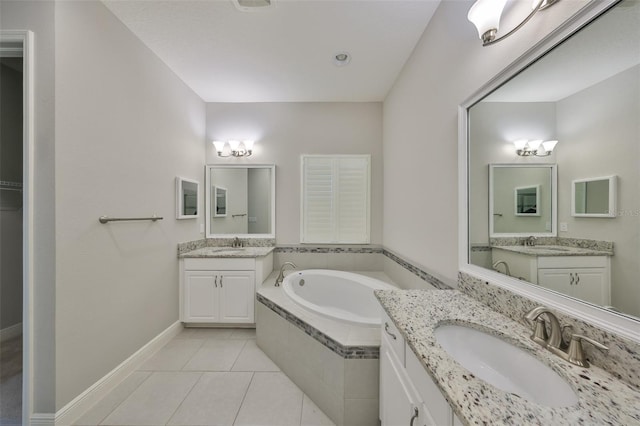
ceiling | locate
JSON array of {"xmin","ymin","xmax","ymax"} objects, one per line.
[{"xmin": 103, "ymin": 0, "xmax": 441, "ymax": 103}]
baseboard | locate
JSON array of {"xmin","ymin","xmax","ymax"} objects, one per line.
[
  {"xmin": 0, "ymin": 322, "xmax": 22, "ymax": 342},
  {"xmin": 30, "ymin": 413, "xmax": 55, "ymax": 426},
  {"xmin": 54, "ymin": 321, "xmax": 183, "ymax": 426}
]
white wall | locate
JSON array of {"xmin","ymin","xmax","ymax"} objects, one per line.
[
  {"xmin": 556, "ymin": 65, "xmax": 640, "ymax": 316},
  {"xmin": 55, "ymin": 1, "xmax": 205, "ymax": 409},
  {"xmin": 383, "ymin": 0, "xmax": 589, "ymax": 285},
  {"xmin": 0, "ymin": 0, "xmax": 57, "ymax": 414},
  {"xmin": 206, "ymin": 102, "xmax": 383, "ymax": 244}
]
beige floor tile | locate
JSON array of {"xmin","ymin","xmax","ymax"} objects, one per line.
[
  {"xmin": 175, "ymin": 328, "xmax": 234, "ymax": 340},
  {"xmin": 74, "ymin": 372, "xmax": 150, "ymax": 425},
  {"xmin": 100, "ymin": 372, "xmax": 200, "ymax": 425},
  {"xmin": 138, "ymin": 339, "xmax": 203, "ymax": 371},
  {"xmin": 167, "ymin": 372, "xmax": 253, "ymax": 426},
  {"xmin": 228, "ymin": 328, "xmax": 256, "ymax": 340},
  {"xmin": 182, "ymin": 340, "xmax": 246, "ymax": 371},
  {"xmin": 232, "ymin": 340, "xmax": 280, "ymax": 372},
  {"xmin": 234, "ymin": 372, "xmax": 304, "ymax": 426},
  {"xmin": 301, "ymin": 395, "xmax": 336, "ymax": 426}
]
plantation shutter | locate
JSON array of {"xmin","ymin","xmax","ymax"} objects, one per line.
[{"xmin": 301, "ymin": 155, "xmax": 370, "ymax": 243}]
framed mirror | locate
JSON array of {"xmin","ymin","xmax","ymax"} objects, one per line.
[
  {"xmin": 205, "ymin": 164, "xmax": 275, "ymax": 238},
  {"xmin": 572, "ymin": 175, "xmax": 617, "ymax": 218},
  {"xmin": 460, "ymin": 0, "xmax": 639, "ymax": 340},
  {"xmin": 176, "ymin": 177, "xmax": 199, "ymax": 219},
  {"xmin": 489, "ymin": 164, "xmax": 556, "ymax": 236}
]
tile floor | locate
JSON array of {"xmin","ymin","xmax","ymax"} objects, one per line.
[
  {"xmin": 0, "ymin": 335, "xmax": 22, "ymax": 426},
  {"xmin": 75, "ymin": 328, "xmax": 336, "ymax": 426}
]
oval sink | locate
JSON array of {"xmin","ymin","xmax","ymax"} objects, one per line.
[{"xmin": 434, "ymin": 324, "xmax": 578, "ymax": 407}]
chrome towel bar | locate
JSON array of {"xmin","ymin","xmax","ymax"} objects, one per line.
[{"xmin": 99, "ymin": 214, "xmax": 163, "ymax": 224}]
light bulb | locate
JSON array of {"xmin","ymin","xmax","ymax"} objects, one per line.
[
  {"xmin": 542, "ymin": 140, "xmax": 558, "ymax": 153},
  {"xmin": 212, "ymin": 140, "xmax": 226, "ymax": 154},
  {"xmin": 468, "ymin": 0, "xmax": 508, "ymax": 39}
]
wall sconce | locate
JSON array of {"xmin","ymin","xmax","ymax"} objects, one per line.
[
  {"xmin": 212, "ymin": 140, "xmax": 254, "ymax": 158},
  {"xmin": 513, "ymin": 139, "xmax": 558, "ymax": 157},
  {"xmin": 468, "ymin": 0, "xmax": 559, "ymax": 46}
]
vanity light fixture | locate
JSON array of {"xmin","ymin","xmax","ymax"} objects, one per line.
[
  {"xmin": 514, "ymin": 139, "xmax": 558, "ymax": 157},
  {"xmin": 212, "ymin": 140, "xmax": 254, "ymax": 158},
  {"xmin": 468, "ymin": 0, "xmax": 560, "ymax": 46}
]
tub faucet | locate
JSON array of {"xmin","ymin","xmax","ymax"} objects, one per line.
[
  {"xmin": 275, "ymin": 262, "xmax": 297, "ymax": 287},
  {"xmin": 492, "ymin": 260, "xmax": 511, "ymax": 277}
]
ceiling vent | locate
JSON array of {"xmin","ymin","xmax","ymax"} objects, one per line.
[{"xmin": 232, "ymin": 0, "xmax": 274, "ymax": 12}]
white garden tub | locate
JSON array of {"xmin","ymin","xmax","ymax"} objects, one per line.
[{"xmin": 281, "ymin": 269, "xmax": 396, "ymax": 327}]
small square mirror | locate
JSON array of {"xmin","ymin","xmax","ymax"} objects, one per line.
[
  {"xmin": 176, "ymin": 177, "xmax": 199, "ymax": 219},
  {"xmin": 571, "ymin": 175, "xmax": 617, "ymax": 218}
]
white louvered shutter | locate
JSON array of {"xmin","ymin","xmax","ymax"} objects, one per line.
[{"xmin": 301, "ymin": 155, "xmax": 370, "ymax": 243}]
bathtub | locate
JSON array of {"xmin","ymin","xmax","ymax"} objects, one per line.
[{"xmin": 281, "ymin": 269, "xmax": 396, "ymax": 327}]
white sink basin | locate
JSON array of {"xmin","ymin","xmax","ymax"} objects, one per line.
[{"xmin": 434, "ymin": 324, "xmax": 578, "ymax": 407}]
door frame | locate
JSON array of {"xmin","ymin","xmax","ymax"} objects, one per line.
[{"xmin": 0, "ymin": 29, "xmax": 35, "ymax": 423}]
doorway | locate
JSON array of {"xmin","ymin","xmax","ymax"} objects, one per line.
[{"xmin": 0, "ymin": 30, "xmax": 33, "ymax": 426}]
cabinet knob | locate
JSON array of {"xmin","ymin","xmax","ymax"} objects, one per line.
[
  {"xmin": 215, "ymin": 276, "xmax": 218, "ymax": 288},
  {"xmin": 220, "ymin": 276, "xmax": 223, "ymax": 287}
]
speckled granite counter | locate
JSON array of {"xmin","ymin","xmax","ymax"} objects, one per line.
[
  {"xmin": 376, "ymin": 289, "xmax": 640, "ymax": 425},
  {"xmin": 493, "ymin": 245, "xmax": 612, "ymax": 257},
  {"xmin": 178, "ymin": 246, "xmax": 274, "ymax": 258}
]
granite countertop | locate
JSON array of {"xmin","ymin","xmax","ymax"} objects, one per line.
[
  {"xmin": 179, "ymin": 246, "xmax": 274, "ymax": 258},
  {"xmin": 375, "ymin": 289, "xmax": 640, "ymax": 425},
  {"xmin": 492, "ymin": 245, "xmax": 613, "ymax": 257}
]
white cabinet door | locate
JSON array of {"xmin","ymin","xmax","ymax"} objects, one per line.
[
  {"xmin": 380, "ymin": 339, "xmax": 420, "ymax": 426},
  {"xmin": 219, "ymin": 271, "xmax": 255, "ymax": 323},
  {"xmin": 571, "ymin": 269, "xmax": 609, "ymax": 305},
  {"xmin": 538, "ymin": 268, "xmax": 609, "ymax": 305},
  {"xmin": 184, "ymin": 271, "xmax": 218, "ymax": 322}
]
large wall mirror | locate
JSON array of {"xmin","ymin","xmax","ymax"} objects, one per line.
[
  {"xmin": 205, "ymin": 164, "xmax": 275, "ymax": 238},
  {"xmin": 461, "ymin": 0, "xmax": 639, "ymax": 340}
]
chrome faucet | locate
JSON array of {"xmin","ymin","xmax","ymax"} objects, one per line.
[
  {"xmin": 275, "ymin": 262, "xmax": 296, "ymax": 287},
  {"xmin": 524, "ymin": 236, "xmax": 538, "ymax": 246},
  {"xmin": 524, "ymin": 306, "xmax": 564, "ymax": 349},
  {"xmin": 492, "ymin": 260, "xmax": 511, "ymax": 277},
  {"xmin": 524, "ymin": 306, "xmax": 608, "ymax": 367},
  {"xmin": 232, "ymin": 237, "xmax": 243, "ymax": 248}
]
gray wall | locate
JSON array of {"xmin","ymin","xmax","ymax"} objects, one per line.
[
  {"xmin": 382, "ymin": 0, "xmax": 589, "ymax": 285},
  {"xmin": 210, "ymin": 168, "xmax": 249, "ymax": 234},
  {"xmin": 556, "ymin": 65, "xmax": 640, "ymax": 316},
  {"xmin": 248, "ymin": 168, "xmax": 271, "ymax": 234},
  {"xmin": 205, "ymin": 102, "xmax": 383, "ymax": 244},
  {"xmin": 54, "ymin": 1, "xmax": 205, "ymax": 409},
  {"xmin": 0, "ymin": 0, "xmax": 57, "ymax": 414}
]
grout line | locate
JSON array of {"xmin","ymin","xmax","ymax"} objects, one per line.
[
  {"xmin": 163, "ymin": 372, "xmax": 203, "ymax": 425},
  {"xmin": 232, "ymin": 371, "xmax": 255, "ymax": 426},
  {"xmin": 177, "ymin": 339, "xmax": 205, "ymax": 371},
  {"xmin": 229, "ymin": 339, "xmax": 249, "ymax": 371},
  {"xmin": 94, "ymin": 371, "xmax": 152, "ymax": 426}
]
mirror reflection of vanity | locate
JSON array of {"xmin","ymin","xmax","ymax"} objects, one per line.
[
  {"xmin": 205, "ymin": 164, "xmax": 275, "ymax": 238},
  {"xmin": 462, "ymin": 0, "xmax": 640, "ymax": 330}
]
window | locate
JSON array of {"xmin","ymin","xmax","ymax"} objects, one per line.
[{"xmin": 301, "ymin": 155, "xmax": 370, "ymax": 243}]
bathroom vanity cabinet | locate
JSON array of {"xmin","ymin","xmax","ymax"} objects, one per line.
[
  {"xmin": 491, "ymin": 248, "xmax": 611, "ymax": 306},
  {"xmin": 179, "ymin": 253, "xmax": 273, "ymax": 325},
  {"xmin": 380, "ymin": 311, "xmax": 462, "ymax": 426}
]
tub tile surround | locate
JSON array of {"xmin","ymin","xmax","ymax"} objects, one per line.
[
  {"xmin": 459, "ymin": 272, "xmax": 640, "ymax": 389},
  {"xmin": 256, "ymin": 271, "xmax": 393, "ymax": 426},
  {"xmin": 376, "ymin": 289, "xmax": 640, "ymax": 425}
]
